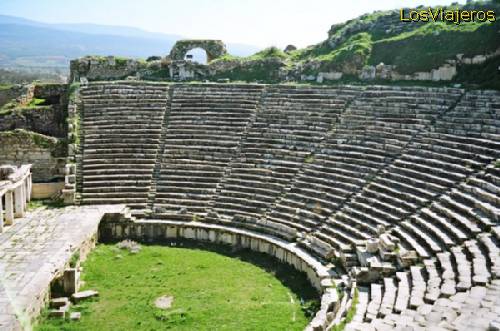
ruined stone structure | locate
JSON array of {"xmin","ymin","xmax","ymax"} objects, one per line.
[
  {"xmin": 1, "ymin": 79, "xmax": 499, "ymax": 330},
  {"xmin": 0, "ymin": 165, "xmax": 32, "ymax": 232},
  {"xmin": 169, "ymin": 39, "xmax": 227, "ymax": 62},
  {"xmin": 65, "ymin": 81, "xmax": 500, "ymax": 330}
]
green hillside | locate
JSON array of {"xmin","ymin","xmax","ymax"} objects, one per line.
[{"xmin": 212, "ymin": 1, "xmax": 500, "ymax": 88}]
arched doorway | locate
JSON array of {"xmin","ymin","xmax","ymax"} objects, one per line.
[
  {"xmin": 184, "ymin": 47, "xmax": 208, "ymax": 65},
  {"xmin": 169, "ymin": 39, "xmax": 227, "ymax": 63}
]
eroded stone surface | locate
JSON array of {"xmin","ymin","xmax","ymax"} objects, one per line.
[
  {"xmin": 0, "ymin": 205, "xmax": 124, "ymax": 330},
  {"xmin": 154, "ymin": 295, "xmax": 174, "ymax": 310},
  {"xmin": 72, "ymin": 290, "xmax": 99, "ymax": 303}
]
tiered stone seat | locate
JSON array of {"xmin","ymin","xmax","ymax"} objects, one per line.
[
  {"xmin": 479, "ymin": 232, "xmax": 500, "ymax": 279},
  {"xmin": 302, "ymin": 87, "xmax": 462, "ymax": 261},
  {"xmin": 151, "ymin": 84, "xmax": 263, "ymax": 219},
  {"xmin": 386, "ymin": 91, "xmax": 500, "ymax": 258},
  {"xmin": 437, "ymin": 252, "xmax": 457, "ymax": 297},
  {"xmin": 365, "ymin": 283, "xmax": 382, "ymax": 322},
  {"xmin": 409, "ymin": 266, "xmax": 426, "ymax": 308},
  {"xmin": 379, "ymin": 277, "xmax": 397, "ymax": 317},
  {"xmin": 210, "ymin": 86, "xmax": 357, "ymax": 234},
  {"xmin": 69, "ymin": 83, "xmax": 500, "ymax": 331},
  {"xmin": 451, "ymin": 246, "xmax": 472, "ymax": 291},
  {"xmin": 79, "ymin": 82, "xmax": 169, "ymax": 209},
  {"xmin": 394, "ymin": 272, "xmax": 410, "ymax": 313},
  {"xmin": 465, "ymin": 239, "xmax": 491, "ymax": 286}
]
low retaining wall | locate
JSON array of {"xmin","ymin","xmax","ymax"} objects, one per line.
[
  {"xmin": 99, "ymin": 217, "xmax": 341, "ymax": 330},
  {"xmin": 32, "ymin": 182, "xmax": 64, "ymax": 199},
  {"xmin": 0, "ymin": 130, "xmax": 66, "ymax": 183}
]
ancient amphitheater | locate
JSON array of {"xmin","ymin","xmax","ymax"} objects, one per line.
[
  {"xmin": 0, "ymin": 76, "xmax": 499, "ymax": 330},
  {"xmin": 60, "ymin": 81, "xmax": 499, "ymax": 330}
]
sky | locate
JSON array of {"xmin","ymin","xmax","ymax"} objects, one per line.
[{"xmin": 0, "ymin": 0, "xmax": 467, "ymax": 48}]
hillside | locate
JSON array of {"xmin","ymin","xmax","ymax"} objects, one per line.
[
  {"xmin": 0, "ymin": 15, "xmax": 260, "ymax": 70},
  {"xmin": 291, "ymin": 1, "xmax": 500, "ymax": 74},
  {"xmin": 210, "ymin": 1, "xmax": 500, "ymax": 88}
]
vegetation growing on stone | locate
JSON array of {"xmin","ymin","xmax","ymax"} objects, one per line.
[
  {"xmin": 369, "ymin": 21, "xmax": 499, "ymax": 74},
  {"xmin": 0, "ymin": 129, "xmax": 66, "ymax": 156},
  {"xmin": 206, "ymin": 1, "xmax": 500, "ymax": 86},
  {"xmin": 0, "ymin": 84, "xmax": 13, "ymax": 90},
  {"xmin": 28, "ymin": 98, "xmax": 46, "ymax": 107},
  {"xmin": 331, "ymin": 288, "xmax": 359, "ymax": 331},
  {"xmin": 36, "ymin": 244, "xmax": 318, "ymax": 331},
  {"xmin": 453, "ymin": 53, "xmax": 500, "ymax": 90}
]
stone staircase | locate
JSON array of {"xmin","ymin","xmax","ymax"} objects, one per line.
[
  {"xmin": 150, "ymin": 84, "xmax": 264, "ymax": 221},
  {"xmin": 74, "ymin": 83, "xmax": 500, "ymax": 330},
  {"xmin": 78, "ymin": 82, "xmax": 169, "ymax": 210}
]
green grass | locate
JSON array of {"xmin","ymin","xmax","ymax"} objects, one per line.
[
  {"xmin": 28, "ymin": 199, "xmax": 66, "ymax": 210},
  {"xmin": 0, "ymin": 83, "xmax": 13, "ymax": 90},
  {"xmin": 0, "ymin": 98, "xmax": 48, "ymax": 115},
  {"xmin": 36, "ymin": 244, "xmax": 319, "ymax": 331},
  {"xmin": 304, "ymin": 155, "xmax": 315, "ymax": 164},
  {"xmin": 0, "ymin": 100, "xmax": 18, "ymax": 115},
  {"xmin": 69, "ymin": 250, "xmax": 81, "ymax": 268},
  {"xmin": 28, "ymin": 98, "xmax": 46, "ymax": 107},
  {"xmin": 370, "ymin": 21, "xmax": 499, "ymax": 74},
  {"xmin": 247, "ymin": 47, "xmax": 288, "ymax": 61},
  {"xmin": 454, "ymin": 54, "xmax": 500, "ymax": 90}
]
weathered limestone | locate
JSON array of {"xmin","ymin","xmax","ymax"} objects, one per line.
[
  {"xmin": 169, "ymin": 39, "xmax": 227, "ymax": 62},
  {"xmin": 65, "ymin": 83, "xmax": 500, "ymax": 330},
  {"xmin": 0, "ymin": 165, "xmax": 32, "ymax": 231},
  {"xmin": 79, "ymin": 82, "xmax": 169, "ymax": 210},
  {"xmin": 71, "ymin": 290, "xmax": 99, "ymax": 303},
  {"xmin": 0, "ymin": 204, "xmax": 125, "ymax": 329}
]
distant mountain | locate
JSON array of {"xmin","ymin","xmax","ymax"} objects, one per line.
[{"xmin": 0, "ymin": 15, "xmax": 260, "ymax": 70}]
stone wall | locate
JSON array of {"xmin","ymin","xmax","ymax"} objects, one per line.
[
  {"xmin": 34, "ymin": 84, "xmax": 68, "ymax": 105},
  {"xmin": 69, "ymin": 56, "xmax": 150, "ymax": 82},
  {"xmin": 0, "ymin": 87, "xmax": 19, "ymax": 108},
  {"xmin": 169, "ymin": 39, "xmax": 227, "ymax": 62},
  {"xmin": 0, "ymin": 106, "xmax": 67, "ymax": 137},
  {"xmin": 69, "ymin": 45, "xmax": 500, "ymax": 84},
  {"xmin": 0, "ymin": 83, "xmax": 68, "ymax": 137},
  {"xmin": 0, "ymin": 84, "xmax": 34, "ymax": 108},
  {"xmin": 357, "ymin": 47, "xmax": 500, "ymax": 82},
  {"xmin": 0, "ymin": 130, "xmax": 66, "ymax": 182}
]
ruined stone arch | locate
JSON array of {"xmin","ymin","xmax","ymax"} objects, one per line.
[{"xmin": 169, "ymin": 39, "xmax": 227, "ymax": 63}]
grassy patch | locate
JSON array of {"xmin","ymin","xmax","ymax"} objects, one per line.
[
  {"xmin": 304, "ymin": 155, "xmax": 316, "ymax": 164},
  {"xmin": 36, "ymin": 244, "xmax": 318, "ymax": 331},
  {"xmin": 28, "ymin": 98, "xmax": 46, "ymax": 107},
  {"xmin": 370, "ymin": 21, "xmax": 500, "ymax": 74},
  {"xmin": 294, "ymin": 33, "xmax": 372, "ymax": 70},
  {"xmin": 27, "ymin": 199, "xmax": 66, "ymax": 210},
  {"xmin": 0, "ymin": 100, "xmax": 18, "ymax": 115},
  {"xmin": 454, "ymin": 54, "xmax": 500, "ymax": 90},
  {"xmin": 247, "ymin": 47, "xmax": 288, "ymax": 61},
  {"xmin": 69, "ymin": 250, "xmax": 80, "ymax": 268},
  {"xmin": 0, "ymin": 84, "xmax": 13, "ymax": 90}
]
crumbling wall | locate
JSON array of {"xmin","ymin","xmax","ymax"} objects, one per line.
[
  {"xmin": 0, "ymin": 129, "xmax": 66, "ymax": 182},
  {"xmin": 0, "ymin": 84, "xmax": 68, "ymax": 138},
  {"xmin": 0, "ymin": 107, "xmax": 67, "ymax": 137},
  {"xmin": 169, "ymin": 40, "xmax": 227, "ymax": 62},
  {"xmin": 0, "ymin": 84, "xmax": 34, "ymax": 108}
]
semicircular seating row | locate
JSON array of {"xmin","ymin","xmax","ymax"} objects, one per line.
[{"xmin": 78, "ymin": 82, "xmax": 500, "ymax": 329}]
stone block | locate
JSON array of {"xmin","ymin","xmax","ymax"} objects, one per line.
[
  {"xmin": 71, "ymin": 290, "xmax": 99, "ymax": 303},
  {"xmin": 49, "ymin": 297, "xmax": 69, "ymax": 309},
  {"xmin": 63, "ymin": 268, "xmax": 79, "ymax": 295}
]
